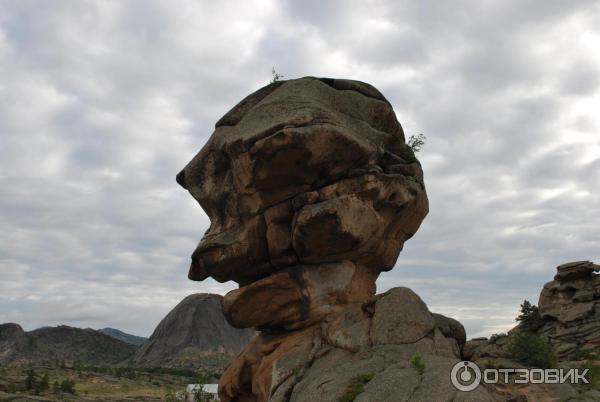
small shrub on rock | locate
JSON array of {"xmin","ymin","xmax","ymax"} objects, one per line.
[
  {"xmin": 338, "ymin": 373, "xmax": 373, "ymax": 402},
  {"xmin": 489, "ymin": 333, "xmax": 508, "ymax": 344},
  {"xmin": 410, "ymin": 353, "xmax": 426, "ymax": 375}
]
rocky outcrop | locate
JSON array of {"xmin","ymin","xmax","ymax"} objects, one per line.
[
  {"xmin": 0, "ymin": 323, "xmax": 136, "ymax": 367},
  {"xmin": 131, "ymin": 294, "xmax": 255, "ymax": 368},
  {"xmin": 462, "ymin": 261, "xmax": 600, "ymax": 402},
  {"xmin": 537, "ymin": 261, "xmax": 600, "ymax": 359},
  {"xmin": 177, "ymin": 77, "xmax": 498, "ymax": 401}
]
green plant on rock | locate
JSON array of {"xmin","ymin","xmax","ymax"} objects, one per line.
[
  {"xmin": 407, "ymin": 133, "xmax": 426, "ymax": 154},
  {"xmin": 509, "ymin": 332, "xmax": 556, "ymax": 369},
  {"xmin": 410, "ymin": 352, "xmax": 426, "ymax": 375},
  {"xmin": 398, "ymin": 144, "xmax": 419, "ymax": 164},
  {"xmin": 338, "ymin": 373, "xmax": 374, "ymax": 402},
  {"xmin": 271, "ymin": 67, "xmax": 284, "ymax": 83}
]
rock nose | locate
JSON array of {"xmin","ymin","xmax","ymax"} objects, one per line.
[{"xmin": 176, "ymin": 170, "xmax": 187, "ymax": 189}]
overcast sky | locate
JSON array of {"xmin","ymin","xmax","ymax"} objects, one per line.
[{"xmin": 1, "ymin": 0, "xmax": 599, "ymax": 338}]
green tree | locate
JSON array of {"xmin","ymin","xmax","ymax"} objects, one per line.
[
  {"xmin": 60, "ymin": 379, "xmax": 76, "ymax": 394},
  {"xmin": 510, "ymin": 332, "xmax": 556, "ymax": 368},
  {"xmin": 35, "ymin": 373, "xmax": 49, "ymax": 393},
  {"xmin": 52, "ymin": 380, "xmax": 60, "ymax": 394},
  {"xmin": 516, "ymin": 300, "xmax": 543, "ymax": 332},
  {"xmin": 25, "ymin": 368, "xmax": 36, "ymax": 390}
]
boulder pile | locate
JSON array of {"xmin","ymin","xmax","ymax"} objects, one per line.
[{"xmin": 177, "ymin": 77, "xmax": 498, "ymax": 401}]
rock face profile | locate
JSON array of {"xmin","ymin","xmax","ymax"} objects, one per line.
[
  {"xmin": 132, "ymin": 294, "xmax": 255, "ymax": 368},
  {"xmin": 177, "ymin": 77, "xmax": 495, "ymax": 401}
]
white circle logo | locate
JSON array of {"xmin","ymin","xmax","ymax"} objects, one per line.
[{"xmin": 451, "ymin": 361, "xmax": 481, "ymax": 392}]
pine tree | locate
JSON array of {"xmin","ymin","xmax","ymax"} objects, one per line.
[
  {"xmin": 516, "ymin": 300, "xmax": 543, "ymax": 332},
  {"xmin": 52, "ymin": 380, "xmax": 60, "ymax": 394},
  {"xmin": 25, "ymin": 368, "xmax": 36, "ymax": 390},
  {"xmin": 39, "ymin": 373, "xmax": 49, "ymax": 392}
]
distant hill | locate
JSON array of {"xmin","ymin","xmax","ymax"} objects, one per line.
[
  {"xmin": 0, "ymin": 323, "xmax": 137, "ymax": 367},
  {"xmin": 131, "ymin": 293, "xmax": 255, "ymax": 368},
  {"xmin": 98, "ymin": 327, "xmax": 148, "ymax": 346}
]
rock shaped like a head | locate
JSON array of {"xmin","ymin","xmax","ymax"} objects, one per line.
[{"xmin": 177, "ymin": 77, "xmax": 428, "ymax": 329}]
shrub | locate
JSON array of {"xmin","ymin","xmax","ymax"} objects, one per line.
[
  {"xmin": 25, "ymin": 368, "xmax": 36, "ymax": 390},
  {"xmin": 489, "ymin": 333, "xmax": 508, "ymax": 344},
  {"xmin": 35, "ymin": 373, "xmax": 49, "ymax": 393},
  {"xmin": 271, "ymin": 67, "xmax": 284, "ymax": 83},
  {"xmin": 572, "ymin": 347, "xmax": 600, "ymax": 361},
  {"xmin": 410, "ymin": 353, "xmax": 426, "ymax": 375},
  {"xmin": 60, "ymin": 379, "xmax": 76, "ymax": 394},
  {"xmin": 163, "ymin": 389, "xmax": 178, "ymax": 402},
  {"xmin": 52, "ymin": 380, "xmax": 60, "ymax": 394},
  {"xmin": 509, "ymin": 332, "xmax": 556, "ymax": 368},
  {"xmin": 589, "ymin": 365, "xmax": 600, "ymax": 390},
  {"xmin": 407, "ymin": 133, "xmax": 426, "ymax": 154},
  {"xmin": 338, "ymin": 374, "xmax": 373, "ymax": 402},
  {"xmin": 516, "ymin": 300, "xmax": 543, "ymax": 332}
]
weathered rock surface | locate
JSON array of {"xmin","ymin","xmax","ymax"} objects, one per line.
[
  {"xmin": 218, "ymin": 288, "xmax": 485, "ymax": 402},
  {"xmin": 537, "ymin": 261, "xmax": 600, "ymax": 359},
  {"xmin": 132, "ymin": 294, "xmax": 255, "ymax": 368},
  {"xmin": 177, "ymin": 77, "xmax": 496, "ymax": 401}
]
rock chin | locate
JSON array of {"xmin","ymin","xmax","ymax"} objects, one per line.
[{"xmin": 218, "ymin": 288, "xmax": 493, "ymax": 402}]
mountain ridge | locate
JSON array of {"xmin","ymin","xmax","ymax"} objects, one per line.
[
  {"xmin": 98, "ymin": 327, "xmax": 148, "ymax": 346},
  {"xmin": 0, "ymin": 323, "xmax": 136, "ymax": 367}
]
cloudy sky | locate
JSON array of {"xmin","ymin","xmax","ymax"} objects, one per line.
[{"xmin": 1, "ymin": 0, "xmax": 599, "ymax": 338}]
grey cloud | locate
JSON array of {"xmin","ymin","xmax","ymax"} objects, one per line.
[{"xmin": 1, "ymin": 0, "xmax": 599, "ymax": 339}]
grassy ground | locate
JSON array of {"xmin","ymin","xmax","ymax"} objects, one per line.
[{"xmin": 0, "ymin": 365, "xmax": 216, "ymax": 402}]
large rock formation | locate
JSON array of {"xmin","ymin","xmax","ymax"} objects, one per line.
[
  {"xmin": 0, "ymin": 323, "xmax": 136, "ymax": 367},
  {"xmin": 177, "ymin": 77, "xmax": 496, "ymax": 401},
  {"xmin": 537, "ymin": 261, "xmax": 600, "ymax": 359},
  {"xmin": 132, "ymin": 294, "xmax": 255, "ymax": 368}
]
